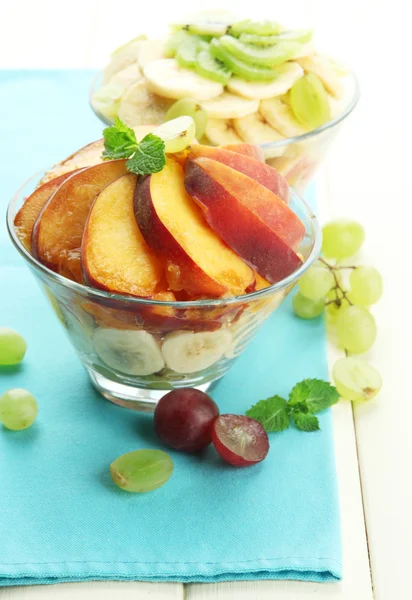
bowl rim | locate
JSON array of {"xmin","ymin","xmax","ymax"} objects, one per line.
[
  {"xmin": 89, "ymin": 68, "xmax": 360, "ymax": 148},
  {"xmin": 7, "ymin": 170, "xmax": 322, "ymax": 309}
]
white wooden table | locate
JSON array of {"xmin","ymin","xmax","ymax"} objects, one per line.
[{"xmin": 1, "ymin": 1, "xmax": 410, "ymax": 598}]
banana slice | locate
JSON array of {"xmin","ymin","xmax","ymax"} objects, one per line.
[
  {"xmin": 227, "ymin": 63, "xmax": 304, "ymax": 100},
  {"xmin": 144, "ymin": 58, "xmax": 223, "ymax": 100},
  {"xmin": 109, "ymin": 63, "xmax": 142, "ymax": 87},
  {"xmin": 118, "ymin": 79, "xmax": 173, "ymax": 127},
  {"xmin": 137, "ymin": 40, "xmax": 166, "ymax": 69},
  {"xmin": 93, "ymin": 64, "xmax": 143, "ymax": 121},
  {"xmin": 161, "ymin": 329, "xmax": 232, "ymax": 374},
  {"xmin": 205, "ymin": 118, "xmax": 243, "ymax": 145},
  {"xmin": 200, "ymin": 93, "xmax": 259, "ymax": 119},
  {"xmin": 297, "ymin": 55, "xmax": 343, "ymax": 98},
  {"xmin": 233, "ymin": 112, "xmax": 285, "ymax": 150},
  {"xmin": 260, "ymin": 98, "xmax": 308, "ymax": 138},
  {"xmin": 102, "ymin": 39, "xmax": 144, "ymax": 84},
  {"xmin": 291, "ymin": 41, "xmax": 316, "ymax": 59},
  {"xmin": 60, "ymin": 305, "xmax": 95, "ymax": 356},
  {"xmin": 93, "ymin": 328, "xmax": 165, "ymax": 376}
]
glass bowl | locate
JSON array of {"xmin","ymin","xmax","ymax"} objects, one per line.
[
  {"xmin": 7, "ymin": 171, "xmax": 321, "ymax": 411},
  {"xmin": 89, "ymin": 69, "xmax": 359, "ymax": 194}
]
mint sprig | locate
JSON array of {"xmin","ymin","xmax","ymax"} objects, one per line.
[
  {"xmin": 102, "ymin": 118, "xmax": 166, "ymax": 175},
  {"xmin": 246, "ymin": 378, "xmax": 339, "ymax": 433}
]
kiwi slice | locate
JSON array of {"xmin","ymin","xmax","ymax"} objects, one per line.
[
  {"xmin": 229, "ymin": 20, "xmax": 283, "ymax": 37},
  {"xmin": 239, "ymin": 29, "xmax": 313, "ymax": 46},
  {"xmin": 195, "ymin": 48, "xmax": 232, "ymax": 84},
  {"xmin": 210, "ymin": 39, "xmax": 280, "ymax": 82},
  {"xmin": 176, "ymin": 38, "xmax": 200, "ymax": 69},
  {"xmin": 219, "ymin": 35, "xmax": 300, "ymax": 68}
]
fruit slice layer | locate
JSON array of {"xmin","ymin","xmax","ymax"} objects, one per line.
[
  {"xmin": 187, "ymin": 145, "xmax": 288, "ymax": 201},
  {"xmin": 32, "ymin": 161, "xmax": 128, "ymax": 282},
  {"xmin": 185, "ymin": 158, "xmax": 303, "ymax": 284},
  {"xmin": 40, "ymin": 140, "xmax": 104, "ymax": 185},
  {"xmin": 134, "ymin": 157, "xmax": 254, "ymax": 297},
  {"xmin": 144, "ymin": 58, "xmax": 223, "ymax": 100},
  {"xmin": 227, "ymin": 62, "xmax": 304, "ymax": 100},
  {"xmin": 188, "ymin": 157, "xmax": 303, "ymax": 247},
  {"xmin": 93, "ymin": 328, "xmax": 165, "ymax": 376},
  {"xmin": 161, "ymin": 329, "xmax": 232, "ymax": 373},
  {"xmin": 14, "ymin": 170, "xmax": 78, "ymax": 251},
  {"xmin": 82, "ymin": 173, "xmax": 163, "ymax": 297}
]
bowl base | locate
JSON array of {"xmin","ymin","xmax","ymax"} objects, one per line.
[{"xmin": 86, "ymin": 366, "xmax": 214, "ymax": 412}]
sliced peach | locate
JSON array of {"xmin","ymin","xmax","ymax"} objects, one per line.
[
  {"xmin": 32, "ymin": 160, "xmax": 128, "ymax": 282},
  {"xmin": 40, "ymin": 139, "xmax": 104, "ymax": 185},
  {"xmin": 14, "ymin": 170, "xmax": 79, "ymax": 251},
  {"xmin": 187, "ymin": 157, "xmax": 304, "ymax": 249},
  {"xmin": 134, "ymin": 157, "xmax": 254, "ymax": 297},
  {"xmin": 82, "ymin": 173, "xmax": 164, "ymax": 296},
  {"xmin": 188, "ymin": 145, "xmax": 289, "ymax": 202},
  {"xmin": 223, "ymin": 143, "xmax": 264, "ymax": 162},
  {"xmin": 185, "ymin": 159, "xmax": 303, "ymax": 284}
]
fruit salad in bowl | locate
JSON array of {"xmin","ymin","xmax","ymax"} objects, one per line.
[
  {"xmin": 90, "ymin": 15, "xmax": 359, "ymax": 192},
  {"xmin": 7, "ymin": 117, "xmax": 320, "ymax": 410}
]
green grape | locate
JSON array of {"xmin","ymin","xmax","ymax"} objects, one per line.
[
  {"xmin": 290, "ymin": 73, "xmax": 331, "ymax": 129},
  {"xmin": 322, "ymin": 219, "xmax": 365, "ymax": 260},
  {"xmin": 110, "ymin": 449, "xmax": 174, "ymax": 493},
  {"xmin": 218, "ymin": 35, "xmax": 300, "ymax": 68},
  {"xmin": 298, "ymin": 264, "xmax": 334, "ymax": 300},
  {"xmin": 155, "ymin": 116, "xmax": 196, "ymax": 153},
  {"xmin": 336, "ymin": 306, "xmax": 377, "ymax": 353},
  {"xmin": 239, "ymin": 29, "xmax": 313, "ymax": 46},
  {"xmin": 229, "ymin": 20, "xmax": 283, "ymax": 37},
  {"xmin": 210, "ymin": 39, "xmax": 281, "ymax": 81},
  {"xmin": 0, "ymin": 327, "xmax": 27, "ymax": 366},
  {"xmin": 0, "ymin": 388, "xmax": 38, "ymax": 431},
  {"xmin": 195, "ymin": 48, "xmax": 232, "ymax": 84},
  {"xmin": 349, "ymin": 267, "xmax": 383, "ymax": 306},
  {"xmin": 165, "ymin": 98, "xmax": 208, "ymax": 140},
  {"xmin": 325, "ymin": 288, "xmax": 350, "ymax": 322},
  {"xmin": 333, "ymin": 357, "xmax": 382, "ymax": 402},
  {"xmin": 292, "ymin": 291, "xmax": 325, "ymax": 319}
]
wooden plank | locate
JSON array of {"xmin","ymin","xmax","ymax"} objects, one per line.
[{"xmin": 0, "ymin": 582, "xmax": 182, "ymax": 599}]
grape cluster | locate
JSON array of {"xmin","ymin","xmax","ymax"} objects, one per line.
[{"xmin": 293, "ymin": 219, "xmax": 383, "ymax": 403}]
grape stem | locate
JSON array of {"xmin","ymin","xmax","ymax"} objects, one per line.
[{"xmin": 318, "ymin": 257, "xmax": 353, "ymax": 307}]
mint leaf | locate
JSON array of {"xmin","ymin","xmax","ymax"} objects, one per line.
[
  {"xmin": 102, "ymin": 117, "xmax": 138, "ymax": 159},
  {"xmin": 292, "ymin": 411, "xmax": 320, "ymax": 432},
  {"xmin": 246, "ymin": 395, "xmax": 289, "ymax": 432},
  {"xmin": 289, "ymin": 378, "xmax": 339, "ymax": 413},
  {"xmin": 126, "ymin": 134, "xmax": 166, "ymax": 175}
]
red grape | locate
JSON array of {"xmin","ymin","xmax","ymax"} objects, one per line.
[
  {"xmin": 212, "ymin": 414, "xmax": 269, "ymax": 466},
  {"xmin": 154, "ymin": 388, "xmax": 219, "ymax": 452}
]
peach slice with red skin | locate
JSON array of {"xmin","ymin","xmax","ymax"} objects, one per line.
[
  {"xmin": 187, "ymin": 157, "xmax": 304, "ymax": 249},
  {"xmin": 14, "ymin": 170, "xmax": 79, "ymax": 251},
  {"xmin": 223, "ymin": 143, "xmax": 264, "ymax": 162},
  {"xmin": 188, "ymin": 145, "xmax": 288, "ymax": 201},
  {"xmin": 32, "ymin": 160, "xmax": 128, "ymax": 282},
  {"xmin": 185, "ymin": 159, "xmax": 303, "ymax": 284},
  {"xmin": 134, "ymin": 157, "xmax": 254, "ymax": 298},
  {"xmin": 82, "ymin": 173, "xmax": 164, "ymax": 297}
]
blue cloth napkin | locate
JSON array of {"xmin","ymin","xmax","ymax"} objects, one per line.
[{"xmin": 0, "ymin": 71, "xmax": 341, "ymax": 585}]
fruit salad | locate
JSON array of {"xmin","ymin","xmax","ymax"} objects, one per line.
[
  {"xmin": 91, "ymin": 16, "xmax": 356, "ymax": 192},
  {"xmin": 11, "ymin": 118, "xmax": 319, "ymax": 397}
]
